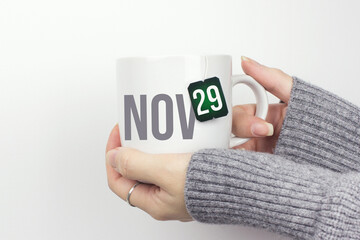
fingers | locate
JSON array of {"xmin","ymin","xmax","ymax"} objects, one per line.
[
  {"xmin": 232, "ymin": 105, "xmax": 273, "ymax": 138},
  {"xmin": 241, "ymin": 56, "xmax": 293, "ymax": 103},
  {"xmin": 106, "ymin": 124, "xmax": 121, "ymax": 153},
  {"xmin": 105, "ymin": 147, "xmax": 192, "ymax": 221},
  {"xmin": 105, "ymin": 124, "xmax": 122, "ymax": 186},
  {"xmin": 105, "ymin": 128, "xmax": 158, "ymax": 212},
  {"xmin": 106, "ymin": 147, "xmax": 191, "ymax": 191},
  {"xmin": 107, "ymin": 147, "xmax": 163, "ymax": 186},
  {"xmin": 105, "ymin": 125, "xmax": 188, "ymax": 219}
]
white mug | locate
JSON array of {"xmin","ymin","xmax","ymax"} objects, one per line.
[{"xmin": 117, "ymin": 55, "xmax": 268, "ymax": 153}]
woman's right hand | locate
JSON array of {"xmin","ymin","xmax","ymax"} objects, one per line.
[{"xmin": 232, "ymin": 56, "xmax": 293, "ymax": 153}]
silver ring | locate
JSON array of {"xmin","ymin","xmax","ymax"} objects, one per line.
[{"xmin": 126, "ymin": 182, "xmax": 142, "ymax": 207}]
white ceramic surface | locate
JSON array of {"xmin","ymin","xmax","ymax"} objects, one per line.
[{"xmin": 117, "ymin": 55, "xmax": 268, "ymax": 153}]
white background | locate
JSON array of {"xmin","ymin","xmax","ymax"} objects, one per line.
[{"xmin": 1, "ymin": 0, "xmax": 360, "ymax": 239}]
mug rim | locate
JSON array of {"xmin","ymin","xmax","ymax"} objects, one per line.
[{"xmin": 116, "ymin": 54, "xmax": 232, "ymax": 61}]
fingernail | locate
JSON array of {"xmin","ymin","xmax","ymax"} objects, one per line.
[
  {"xmin": 107, "ymin": 149, "xmax": 119, "ymax": 168},
  {"xmin": 241, "ymin": 56, "xmax": 250, "ymax": 62},
  {"xmin": 241, "ymin": 56, "xmax": 261, "ymax": 66},
  {"xmin": 251, "ymin": 122, "xmax": 274, "ymax": 137}
]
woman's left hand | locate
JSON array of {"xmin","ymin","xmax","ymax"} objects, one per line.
[{"xmin": 105, "ymin": 124, "xmax": 193, "ymax": 222}]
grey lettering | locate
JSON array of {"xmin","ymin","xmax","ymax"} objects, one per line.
[
  {"xmin": 124, "ymin": 95, "xmax": 147, "ymax": 140},
  {"xmin": 152, "ymin": 94, "xmax": 173, "ymax": 140},
  {"xmin": 176, "ymin": 94, "xmax": 195, "ymax": 139}
]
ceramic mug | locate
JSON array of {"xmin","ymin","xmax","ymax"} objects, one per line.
[{"xmin": 117, "ymin": 55, "xmax": 268, "ymax": 153}]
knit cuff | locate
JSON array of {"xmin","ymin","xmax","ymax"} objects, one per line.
[
  {"xmin": 185, "ymin": 148, "xmax": 338, "ymax": 239},
  {"xmin": 314, "ymin": 173, "xmax": 360, "ymax": 239},
  {"xmin": 275, "ymin": 77, "xmax": 360, "ymax": 172}
]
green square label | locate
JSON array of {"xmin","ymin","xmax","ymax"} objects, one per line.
[{"xmin": 187, "ymin": 77, "xmax": 228, "ymax": 122}]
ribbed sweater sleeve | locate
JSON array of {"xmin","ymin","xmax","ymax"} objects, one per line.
[
  {"xmin": 185, "ymin": 149, "xmax": 360, "ymax": 239},
  {"xmin": 184, "ymin": 79, "xmax": 360, "ymax": 239},
  {"xmin": 275, "ymin": 77, "xmax": 360, "ymax": 172}
]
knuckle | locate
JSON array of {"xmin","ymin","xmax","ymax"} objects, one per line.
[
  {"xmin": 107, "ymin": 178, "xmax": 115, "ymax": 192},
  {"xmin": 273, "ymin": 67, "xmax": 284, "ymax": 75},
  {"xmin": 232, "ymin": 104, "xmax": 255, "ymax": 116},
  {"xmin": 151, "ymin": 211, "xmax": 168, "ymax": 221},
  {"xmin": 271, "ymin": 68, "xmax": 290, "ymax": 82},
  {"xmin": 232, "ymin": 105, "xmax": 246, "ymax": 114},
  {"xmin": 241, "ymin": 104, "xmax": 256, "ymax": 113}
]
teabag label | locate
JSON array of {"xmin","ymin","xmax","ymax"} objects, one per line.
[{"xmin": 187, "ymin": 77, "xmax": 228, "ymax": 122}]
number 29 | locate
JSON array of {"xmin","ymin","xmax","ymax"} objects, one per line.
[{"xmin": 192, "ymin": 85, "xmax": 223, "ymax": 116}]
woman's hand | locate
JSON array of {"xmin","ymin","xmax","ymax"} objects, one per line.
[
  {"xmin": 105, "ymin": 125, "xmax": 193, "ymax": 221},
  {"xmin": 232, "ymin": 56, "xmax": 293, "ymax": 153},
  {"xmin": 105, "ymin": 56, "xmax": 294, "ymax": 221}
]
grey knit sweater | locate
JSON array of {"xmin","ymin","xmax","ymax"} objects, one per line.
[{"xmin": 185, "ymin": 78, "xmax": 360, "ymax": 240}]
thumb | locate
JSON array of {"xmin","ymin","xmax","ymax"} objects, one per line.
[{"xmin": 241, "ymin": 56, "xmax": 293, "ymax": 103}]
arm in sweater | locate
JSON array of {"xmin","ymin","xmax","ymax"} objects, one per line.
[
  {"xmin": 185, "ymin": 79, "xmax": 360, "ymax": 239},
  {"xmin": 185, "ymin": 149, "xmax": 360, "ymax": 239},
  {"xmin": 276, "ymin": 77, "xmax": 360, "ymax": 172}
]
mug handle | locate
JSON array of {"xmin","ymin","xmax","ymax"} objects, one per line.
[{"xmin": 229, "ymin": 74, "xmax": 269, "ymax": 147}]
